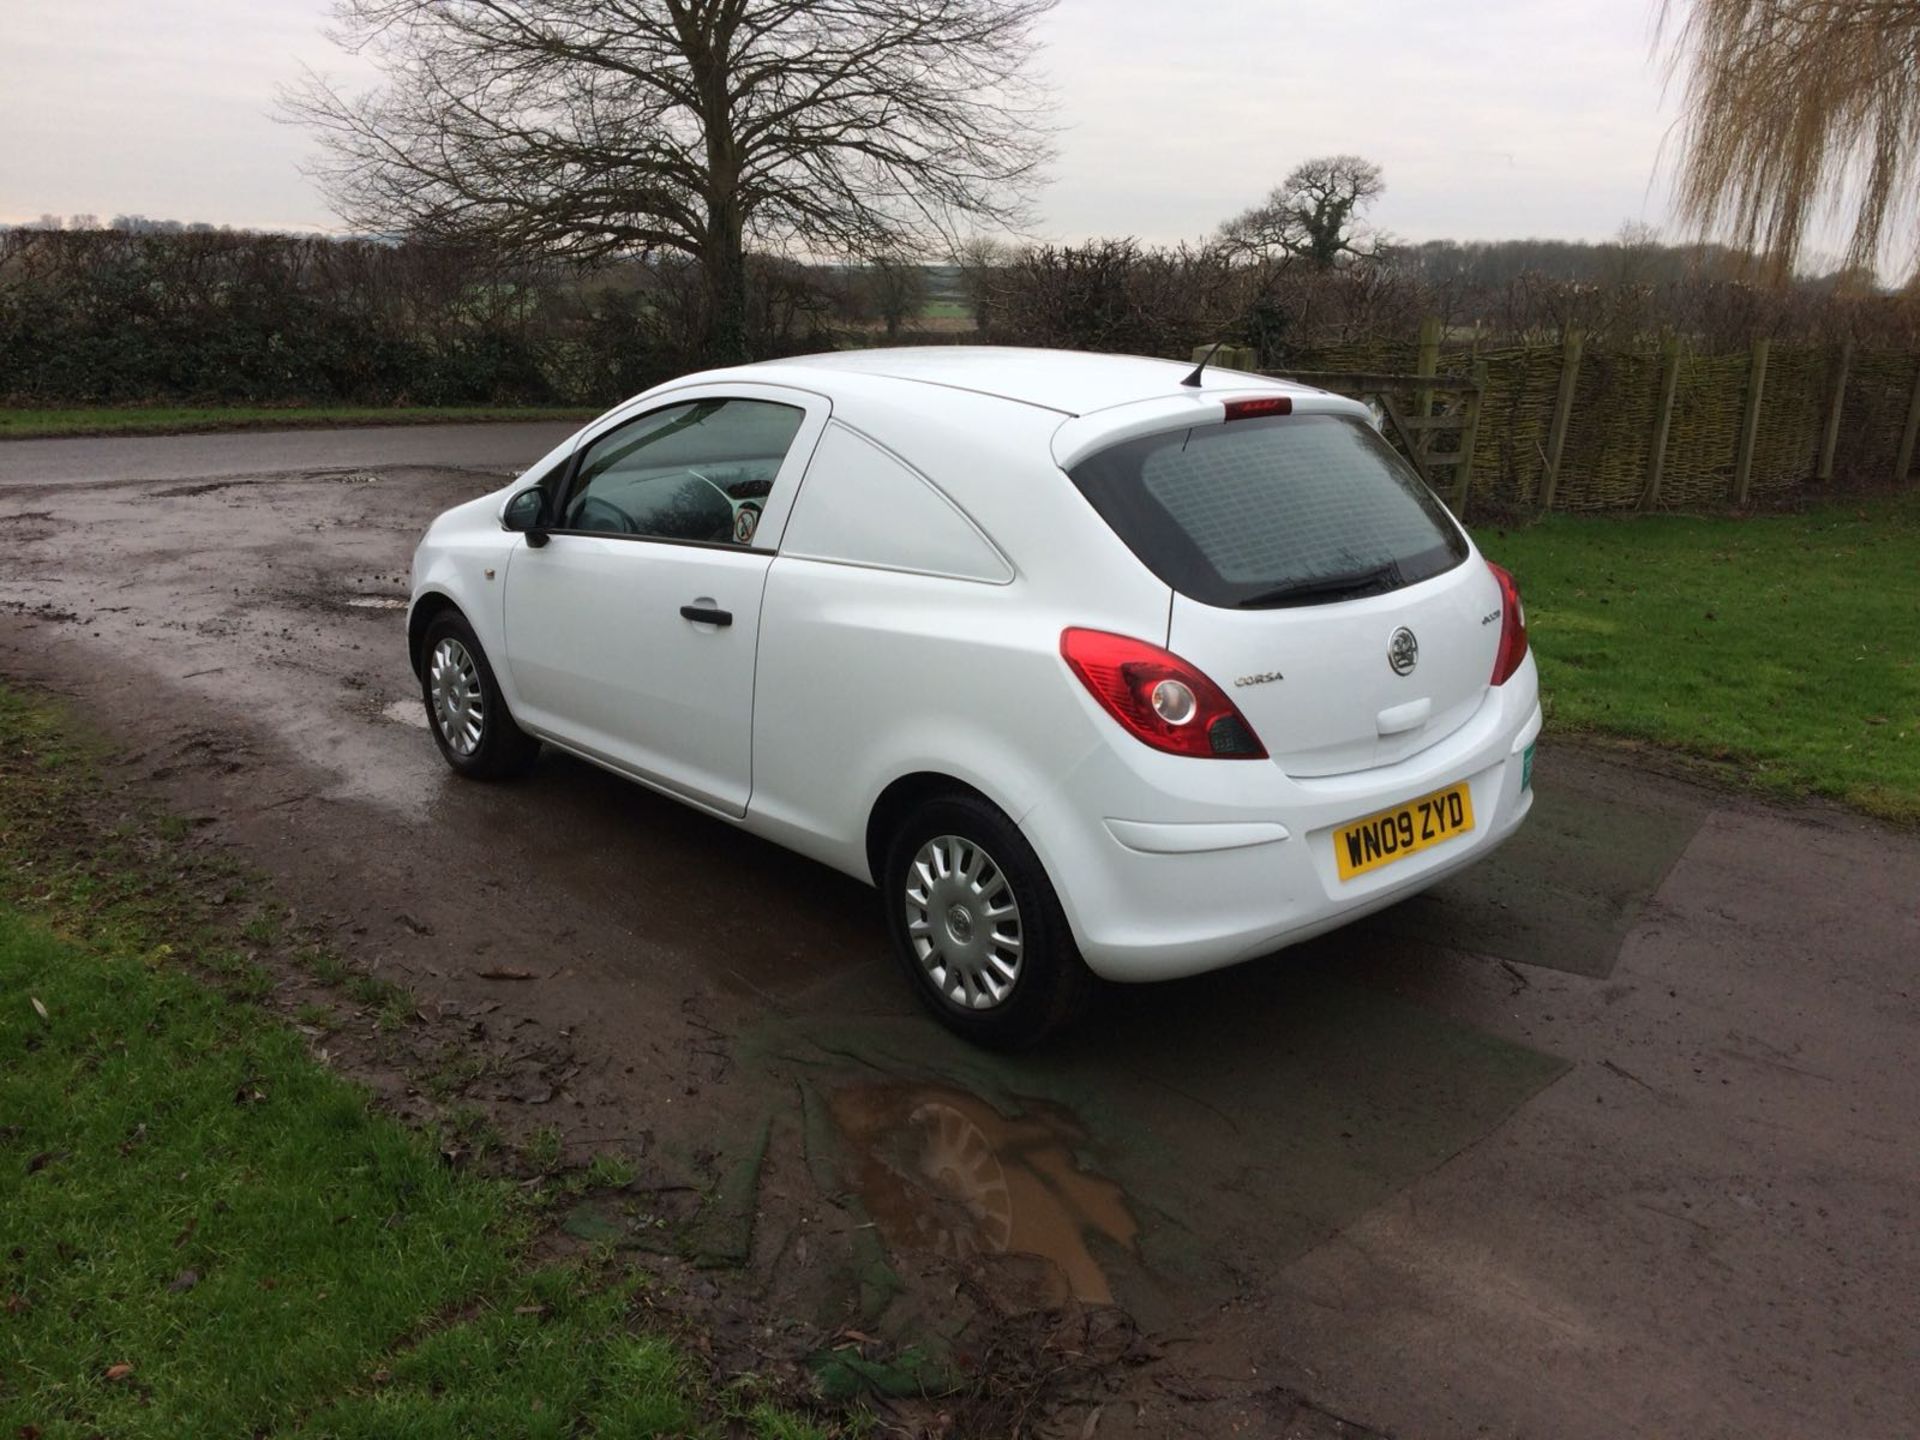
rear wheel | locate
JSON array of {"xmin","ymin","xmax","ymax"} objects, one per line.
[
  {"xmin": 882, "ymin": 794, "xmax": 1092, "ymax": 1048},
  {"xmin": 420, "ymin": 611, "xmax": 540, "ymax": 780}
]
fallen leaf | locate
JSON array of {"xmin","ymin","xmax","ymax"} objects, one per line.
[
  {"xmin": 104, "ymin": 1363, "xmax": 134, "ymax": 1382},
  {"xmin": 30, "ymin": 998, "xmax": 48, "ymax": 1022}
]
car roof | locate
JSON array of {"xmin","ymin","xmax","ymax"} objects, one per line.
[{"xmin": 746, "ymin": 345, "xmax": 1315, "ymax": 418}]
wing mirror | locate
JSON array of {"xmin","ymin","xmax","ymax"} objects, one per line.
[{"xmin": 501, "ymin": 486, "xmax": 549, "ymax": 547}]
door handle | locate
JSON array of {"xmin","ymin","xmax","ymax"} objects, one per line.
[
  {"xmin": 679, "ymin": 604, "xmax": 733, "ymax": 628},
  {"xmin": 1376, "ymin": 696, "xmax": 1432, "ymax": 736}
]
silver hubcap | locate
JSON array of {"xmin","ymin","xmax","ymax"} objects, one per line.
[
  {"xmin": 905, "ymin": 835, "xmax": 1024, "ymax": 1011},
  {"xmin": 428, "ymin": 637, "xmax": 484, "ymax": 756}
]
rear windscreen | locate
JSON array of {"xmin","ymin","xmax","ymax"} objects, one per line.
[{"xmin": 1068, "ymin": 412, "xmax": 1468, "ymax": 608}]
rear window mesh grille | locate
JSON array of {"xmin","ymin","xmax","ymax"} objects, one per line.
[
  {"xmin": 1070, "ymin": 413, "xmax": 1468, "ymax": 607},
  {"xmin": 1140, "ymin": 422, "xmax": 1455, "ymax": 584}
]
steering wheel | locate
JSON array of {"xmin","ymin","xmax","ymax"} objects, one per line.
[
  {"xmin": 572, "ymin": 494, "xmax": 637, "ymax": 535},
  {"xmin": 684, "ymin": 469, "xmax": 767, "ymax": 545}
]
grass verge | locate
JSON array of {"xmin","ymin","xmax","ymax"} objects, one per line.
[
  {"xmin": 0, "ymin": 686, "xmax": 836, "ymax": 1439},
  {"xmin": 1477, "ymin": 489, "xmax": 1920, "ymax": 823},
  {"xmin": 0, "ymin": 405, "xmax": 599, "ymax": 441}
]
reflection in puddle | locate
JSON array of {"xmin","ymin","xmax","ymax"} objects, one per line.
[{"xmin": 830, "ymin": 1084, "xmax": 1137, "ymax": 1305}]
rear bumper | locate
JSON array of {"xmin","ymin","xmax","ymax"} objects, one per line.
[{"xmin": 1020, "ymin": 657, "xmax": 1542, "ymax": 982}]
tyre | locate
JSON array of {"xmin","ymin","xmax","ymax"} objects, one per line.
[
  {"xmin": 419, "ymin": 610, "xmax": 541, "ymax": 780},
  {"xmin": 881, "ymin": 793, "xmax": 1093, "ymax": 1048}
]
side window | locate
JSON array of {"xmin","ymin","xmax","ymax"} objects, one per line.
[
  {"xmin": 562, "ymin": 398, "xmax": 805, "ymax": 546},
  {"xmin": 780, "ymin": 423, "xmax": 1013, "ymax": 583}
]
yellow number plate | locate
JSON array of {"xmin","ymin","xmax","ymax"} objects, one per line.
[{"xmin": 1334, "ymin": 782, "xmax": 1475, "ymax": 881}]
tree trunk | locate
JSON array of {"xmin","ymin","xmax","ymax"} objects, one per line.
[
  {"xmin": 688, "ymin": 2, "xmax": 749, "ymax": 365},
  {"xmin": 702, "ymin": 204, "xmax": 749, "ymax": 365}
]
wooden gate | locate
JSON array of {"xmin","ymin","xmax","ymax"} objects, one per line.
[
  {"xmin": 1187, "ymin": 343, "xmax": 1488, "ymax": 516},
  {"xmin": 1261, "ymin": 367, "xmax": 1488, "ymax": 517}
]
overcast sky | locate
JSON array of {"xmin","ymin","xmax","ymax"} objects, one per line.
[{"xmin": 1, "ymin": 0, "xmax": 1689, "ymax": 247}]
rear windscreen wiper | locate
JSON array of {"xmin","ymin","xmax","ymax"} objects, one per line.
[{"xmin": 1236, "ymin": 561, "xmax": 1401, "ymax": 609}]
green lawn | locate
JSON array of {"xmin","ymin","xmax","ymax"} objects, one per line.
[
  {"xmin": 0, "ymin": 688, "xmax": 833, "ymax": 1439},
  {"xmin": 1476, "ymin": 490, "xmax": 1920, "ymax": 823},
  {"xmin": 0, "ymin": 405, "xmax": 598, "ymax": 441}
]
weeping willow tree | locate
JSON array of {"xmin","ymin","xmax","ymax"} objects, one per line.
[{"xmin": 1663, "ymin": 0, "xmax": 1920, "ymax": 280}]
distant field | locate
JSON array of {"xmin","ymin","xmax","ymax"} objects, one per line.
[
  {"xmin": 1477, "ymin": 490, "xmax": 1920, "ymax": 823},
  {"xmin": 0, "ymin": 404, "xmax": 600, "ymax": 441}
]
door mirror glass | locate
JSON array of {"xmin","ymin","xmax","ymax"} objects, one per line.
[{"xmin": 502, "ymin": 486, "xmax": 547, "ymax": 534}]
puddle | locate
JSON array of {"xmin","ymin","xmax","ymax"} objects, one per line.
[
  {"xmin": 380, "ymin": 699, "xmax": 429, "ymax": 729},
  {"xmin": 344, "ymin": 596, "xmax": 408, "ymax": 611},
  {"xmin": 829, "ymin": 1083, "xmax": 1137, "ymax": 1305}
]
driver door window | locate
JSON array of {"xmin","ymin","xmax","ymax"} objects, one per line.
[{"xmin": 561, "ymin": 398, "xmax": 805, "ymax": 548}]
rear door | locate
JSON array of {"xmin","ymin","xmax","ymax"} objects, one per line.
[
  {"xmin": 1068, "ymin": 408, "xmax": 1500, "ymax": 777},
  {"xmin": 503, "ymin": 383, "xmax": 827, "ymax": 816}
]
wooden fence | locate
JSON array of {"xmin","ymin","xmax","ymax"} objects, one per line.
[{"xmin": 1198, "ymin": 322, "xmax": 1920, "ymax": 514}]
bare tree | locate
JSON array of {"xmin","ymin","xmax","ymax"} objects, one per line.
[
  {"xmin": 952, "ymin": 234, "xmax": 1010, "ymax": 329},
  {"xmin": 1219, "ymin": 156, "xmax": 1385, "ymax": 270},
  {"xmin": 1600, "ymin": 219, "xmax": 1665, "ymax": 286},
  {"xmin": 860, "ymin": 255, "xmax": 929, "ymax": 339},
  {"xmin": 1661, "ymin": 0, "xmax": 1920, "ymax": 280},
  {"xmin": 283, "ymin": 0, "xmax": 1055, "ymax": 361}
]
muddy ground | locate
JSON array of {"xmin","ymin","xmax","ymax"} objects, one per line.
[{"xmin": 2, "ymin": 426, "xmax": 1916, "ymax": 1438}]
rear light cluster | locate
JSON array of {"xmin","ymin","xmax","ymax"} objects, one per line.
[
  {"xmin": 1487, "ymin": 561, "xmax": 1529, "ymax": 685},
  {"xmin": 1060, "ymin": 628, "xmax": 1268, "ymax": 759}
]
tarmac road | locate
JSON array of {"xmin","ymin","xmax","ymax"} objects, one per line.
[
  {"xmin": 1, "ymin": 425, "xmax": 1915, "ymax": 1439},
  {"xmin": 0, "ymin": 420, "xmax": 576, "ymax": 486}
]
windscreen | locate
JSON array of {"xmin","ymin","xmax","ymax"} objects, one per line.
[{"xmin": 1068, "ymin": 412, "xmax": 1469, "ymax": 608}]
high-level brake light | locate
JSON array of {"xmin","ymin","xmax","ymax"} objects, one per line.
[{"xmin": 1223, "ymin": 396, "xmax": 1293, "ymax": 422}]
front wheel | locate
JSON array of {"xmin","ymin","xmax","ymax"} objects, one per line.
[
  {"xmin": 419, "ymin": 610, "xmax": 540, "ymax": 780},
  {"xmin": 882, "ymin": 794, "xmax": 1092, "ymax": 1049}
]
